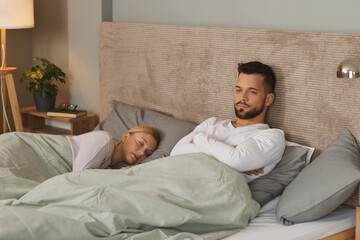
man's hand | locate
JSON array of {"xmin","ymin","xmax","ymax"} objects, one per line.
[{"xmin": 244, "ymin": 167, "xmax": 264, "ymax": 176}]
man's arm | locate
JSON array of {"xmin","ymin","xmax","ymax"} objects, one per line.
[
  {"xmin": 192, "ymin": 130, "xmax": 285, "ymax": 172},
  {"xmin": 170, "ymin": 117, "xmax": 215, "ymax": 156}
]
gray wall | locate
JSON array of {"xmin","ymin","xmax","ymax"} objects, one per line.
[{"xmin": 113, "ymin": 0, "xmax": 360, "ymax": 34}]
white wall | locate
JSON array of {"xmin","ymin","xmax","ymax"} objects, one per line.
[
  {"xmin": 67, "ymin": 0, "xmax": 102, "ymax": 115},
  {"xmin": 113, "ymin": 0, "xmax": 360, "ymax": 34}
]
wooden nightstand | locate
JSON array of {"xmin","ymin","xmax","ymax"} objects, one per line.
[{"xmin": 20, "ymin": 106, "xmax": 99, "ymax": 135}]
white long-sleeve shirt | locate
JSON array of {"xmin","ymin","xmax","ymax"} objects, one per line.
[
  {"xmin": 170, "ymin": 117, "xmax": 285, "ymax": 182},
  {"xmin": 67, "ymin": 131, "xmax": 114, "ymax": 171}
]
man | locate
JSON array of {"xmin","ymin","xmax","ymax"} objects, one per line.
[{"xmin": 170, "ymin": 61, "xmax": 285, "ymax": 182}]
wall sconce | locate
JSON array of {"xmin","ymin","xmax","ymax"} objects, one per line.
[{"xmin": 337, "ymin": 58, "xmax": 360, "ymax": 79}]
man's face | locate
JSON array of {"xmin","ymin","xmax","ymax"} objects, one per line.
[{"xmin": 234, "ymin": 73, "xmax": 272, "ymax": 120}]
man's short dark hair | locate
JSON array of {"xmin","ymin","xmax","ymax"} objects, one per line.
[{"xmin": 237, "ymin": 61, "xmax": 276, "ymax": 94}]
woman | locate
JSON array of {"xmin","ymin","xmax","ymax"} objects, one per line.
[
  {"xmin": 0, "ymin": 126, "xmax": 160, "ymax": 200},
  {"xmin": 69, "ymin": 126, "xmax": 160, "ymax": 171}
]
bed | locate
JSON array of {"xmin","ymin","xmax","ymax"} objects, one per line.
[
  {"xmin": 0, "ymin": 22, "xmax": 358, "ymax": 239},
  {"xmin": 98, "ymin": 22, "xmax": 360, "ymax": 239}
]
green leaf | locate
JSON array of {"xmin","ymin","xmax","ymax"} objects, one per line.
[{"xmin": 20, "ymin": 57, "xmax": 66, "ymax": 97}]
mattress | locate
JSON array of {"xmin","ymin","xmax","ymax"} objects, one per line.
[{"xmin": 223, "ymin": 196, "xmax": 355, "ymax": 240}]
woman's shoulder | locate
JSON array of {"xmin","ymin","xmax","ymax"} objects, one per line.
[
  {"xmin": 88, "ymin": 130, "xmax": 113, "ymax": 138},
  {"xmin": 68, "ymin": 130, "xmax": 113, "ymax": 142}
]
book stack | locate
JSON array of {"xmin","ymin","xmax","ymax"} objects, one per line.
[{"xmin": 47, "ymin": 109, "xmax": 87, "ymax": 118}]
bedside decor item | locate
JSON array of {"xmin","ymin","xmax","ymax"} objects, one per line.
[
  {"xmin": 0, "ymin": 0, "xmax": 34, "ymax": 132},
  {"xmin": 20, "ymin": 57, "xmax": 66, "ymax": 112},
  {"xmin": 47, "ymin": 103, "xmax": 87, "ymax": 118},
  {"xmin": 47, "ymin": 110, "xmax": 87, "ymax": 118},
  {"xmin": 337, "ymin": 58, "xmax": 360, "ymax": 79}
]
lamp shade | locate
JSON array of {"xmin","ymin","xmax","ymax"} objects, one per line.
[{"xmin": 0, "ymin": 0, "xmax": 34, "ymax": 29}]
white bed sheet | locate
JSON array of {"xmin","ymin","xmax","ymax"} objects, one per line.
[{"xmin": 223, "ymin": 196, "xmax": 355, "ymax": 240}]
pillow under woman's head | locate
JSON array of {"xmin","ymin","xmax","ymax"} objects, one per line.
[{"xmin": 95, "ymin": 101, "xmax": 197, "ymax": 165}]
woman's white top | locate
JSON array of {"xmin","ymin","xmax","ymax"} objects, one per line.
[
  {"xmin": 170, "ymin": 117, "xmax": 285, "ymax": 182},
  {"xmin": 67, "ymin": 130, "xmax": 114, "ymax": 171}
]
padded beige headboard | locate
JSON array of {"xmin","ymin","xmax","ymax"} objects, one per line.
[{"xmin": 99, "ymin": 22, "xmax": 360, "ymax": 157}]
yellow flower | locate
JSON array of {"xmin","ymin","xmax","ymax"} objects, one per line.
[
  {"xmin": 30, "ymin": 69, "xmax": 44, "ymax": 79},
  {"xmin": 37, "ymin": 69, "xmax": 44, "ymax": 78}
]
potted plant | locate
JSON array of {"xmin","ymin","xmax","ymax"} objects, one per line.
[{"xmin": 20, "ymin": 57, "xmax": 66, "ymax": 112}]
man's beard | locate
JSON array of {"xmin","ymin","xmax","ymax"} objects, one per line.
[{"xmin": 234, "ymin": 101, "xmax": 265, "ymax": 120}]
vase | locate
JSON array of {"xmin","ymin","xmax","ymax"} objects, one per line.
[{"xmin": 33, "ymin": 92, "xmax": 56, "ymax": 112}]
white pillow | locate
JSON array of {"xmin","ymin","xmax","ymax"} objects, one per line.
[{"xmin": 286, "ymin": 141, "xmax": 315, "ymax": 164}]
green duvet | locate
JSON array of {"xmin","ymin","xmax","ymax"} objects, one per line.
[{"xmin": 0, "ymin": 132, "xmax": 259, "ymax": 240}]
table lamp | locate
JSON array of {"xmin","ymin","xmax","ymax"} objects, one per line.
[{"xmin": 0, "ymin": 0, "xmax": 34, "ymax": 132}]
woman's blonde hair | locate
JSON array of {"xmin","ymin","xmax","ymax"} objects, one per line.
[{"xmin": 117, "ymin": 126, "xmax": 161, "ymax": 148}]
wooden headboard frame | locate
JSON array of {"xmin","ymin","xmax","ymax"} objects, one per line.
[{"xmin": 99, "ymin": 22, "xmax": 360, "ymax": 157}]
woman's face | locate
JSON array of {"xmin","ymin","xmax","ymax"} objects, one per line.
[{"xmin": 120, "ymin": 132, "xmax": 158, "ymax": 165}]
